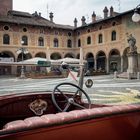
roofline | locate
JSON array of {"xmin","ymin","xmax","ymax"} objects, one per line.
[
  {"xmin": 0, "ymin": 8, "xmax": 137, "ymax": 31},
  {"xmin": 74, "ymin": 9, "xmax": 134, "ymax": 30},
  {"xmin": 0, "ymin": 18, "xmax": 74, "ymax": 30}
]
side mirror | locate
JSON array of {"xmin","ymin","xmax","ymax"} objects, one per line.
[{"xmin": 85, "ymin": 79, "xmax": 93, "ymax": 88}]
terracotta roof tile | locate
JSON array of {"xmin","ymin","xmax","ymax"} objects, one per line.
[{"xmin": 0, "ymin": 10, "xmax": 74, "ymax": 30}]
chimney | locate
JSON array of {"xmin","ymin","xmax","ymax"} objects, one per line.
[
  {"xmin": 34, "ymin": 11, "xmax": 38, "ymax": 16},
  {"xmin": 81, "ymin": 16, "xmax": 86, "ymax": 26},
  {"xmin": 39, "ymin": 12, "xmax": 41, "ymax": 17},
  {"xmin": 74, "ymin": 18, "xmax": 78, "ymax": 28},
  {"xmin": 103, "ymin": 6, "xmax": 108, "ymax": 18},
  {"xmin": 110, "ymin": 6, "xmax": 114, "ymax": 17},
  {"xmin": 49, "ymin": 12, "xmax": 54, "ymax": 22},
  {"xmin": 92, "ymin": 11, "xmax": 96, "ymax": 22}
]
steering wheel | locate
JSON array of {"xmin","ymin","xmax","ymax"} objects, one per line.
[{"xmin": 52, "ymin": 82, "xmax": 91, "ymax": 112}]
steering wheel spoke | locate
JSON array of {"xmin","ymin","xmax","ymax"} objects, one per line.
[
  {"xmin": 71, "ymin": 102, "xmax": 86, "ymax": 109},
  {"xmin": 63, "ymin": 102, "xmax": 71, "ymax": 112},
  {"xmin": 55, "ymin": 87, "xmax": 69, "ymax": 100},
  {"xmin": 52, "ymin": 82, "xmax": 91, "ymax": 112}
]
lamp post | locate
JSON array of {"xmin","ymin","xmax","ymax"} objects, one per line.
[
  {"xmin": 46, "ymin": 47, "xmax": 51, "ymax": 72},
  {"xmin": 132, "ymin": 4, "xmax": 140, "ymax": 22},
  {"xmin": 17, "ymin": 41, "xmax": 28, "ymax": 78}
]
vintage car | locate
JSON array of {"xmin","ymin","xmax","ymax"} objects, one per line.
[{"xmin": 0, "ymin": 62, "xmax": 140, "ymax": 140}]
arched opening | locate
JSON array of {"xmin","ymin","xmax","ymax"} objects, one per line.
[
  {"xmin": 77, "ymin": 54, "xmax": 80, "ymax": 59},
  {"xmin": 35, "ymin": 52, "xmax": 46, "ymax": 58},
  {"xmin": 64, "ymin": 53, "xmax": 74, "ymax": 58},
  {"xmin": 17, "ymin": 52, "xmax": 32, "ymax": 75},
  {"xmin": 51, "ymin": 53, "xmax": 61, "ymax": 60},
  {"xmin": 86, "ymin": 53, "xmax": 94, "ymax": 70},
  {"xmin": 17, "ymin": 53, "xmax": 32, "ymax": 62},
  {"xmin": 0, "ymin": 51, "xmax": 15, "ymax": 75},
  {"xmin": 109, "ymin": 49, "xmax": 121, "ymax": 73},
  {"xmin": 96, "ymin": 51, "xmax": 106, "ymax": 71}
]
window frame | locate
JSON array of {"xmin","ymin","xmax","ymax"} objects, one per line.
[
  {"xmin": 78, "ymin": 39, "xmax": 81, "ymax": 47},
  {"xmin": 22, "ymin": 36, "xmax": 28, "ymax": 45},
  {"xmin": 3, "ymin": 34, "xmax": 10, "ymax": 45},
  {"xmin": 53, "ymin": 38, "xmax": 59, "ymax": 48},
  {"xmin": 111, "ymin": 30, "xmax": 116, "ymax": 41},
  {"xmin": 87, "ymin": 36, "xmax": 91, "ymax": 45},
  {"xmin": 98, "ymin": 34, "xmax": 103, "ymax": 44},
  {"xmin": 38, "ymin": 37, "xmax": 44, "ymax": 46},
  {"xmin": 67, "ymin": 39, "xmax": 72, "ymax": 48}
]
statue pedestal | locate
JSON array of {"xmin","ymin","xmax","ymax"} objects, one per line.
[
  {"xmin": 117, "ymin": 34, "xmax": 139, "ymax": 79},
  {"xmin": 127, "ymin": 52, "xmax": 138, "ymax": 79}
]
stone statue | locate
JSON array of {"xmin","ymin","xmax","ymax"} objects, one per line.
[
  {"xmin": 126, "ymin": 34, "xmax": 138, "ymax": 77},
  {"xmin": 127, "ymin": 34, "xmax": 137, "ymax": 53}
]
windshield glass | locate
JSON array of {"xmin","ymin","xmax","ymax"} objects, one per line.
[
  {"xmin": 0, "ymin": 1, "xmax": 140, "ymax": 106},
  {"xmin": 0, "ymin": 73, "xmax": 140, "ymax": 105}
]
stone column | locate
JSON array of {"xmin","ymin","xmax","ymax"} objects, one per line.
[
  {"xmin": 121, "ymin": 56, "xmax": 124, "ymax": 73},
  {"xmin": 94, "ymin": 57, "xmax": 97, "ymax": 71},
  {"xmin": 106, "ymin": 57, "xmax": 109, "ymax": 73}
]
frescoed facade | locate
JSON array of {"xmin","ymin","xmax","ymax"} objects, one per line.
[{"xmin": 0, "ymin": 0, "xmax": 140, "ymax": 75}]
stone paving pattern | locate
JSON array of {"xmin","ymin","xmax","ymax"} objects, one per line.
[{"xmin": 0, "ymin": 75, "xmax": 140, "ymax": 105}]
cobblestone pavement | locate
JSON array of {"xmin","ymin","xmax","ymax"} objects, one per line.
[{"xmin": 0, "ymin": 75, "xmax": 140, "ymax": 105}]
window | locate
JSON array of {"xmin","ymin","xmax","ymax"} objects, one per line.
[
  {"xmin": 4, "ymin": 26, "xmax": 9, "ymax": 31},
  {"xmin": 22, "ymin": 36, "xmax": 28, "ymax": 45},
  {"xmin": 99, "ymin": 26, "xmax": 102, "ymax": 30},
  {"xmin": 112, "ymin": 22, "xmax": 116, "ymax": 26},
  {"xmin": 78, "ymin": 39, "xmax": 81, "ymax": 47},
  {"xmin": 67, "ymin": 39, "xmax": 72, "ymax": 48},
  {"xmin": 77, "ymin": 32, "xmax": 80, "ymax": 36},
  {"xmin": 87, "ymin": 36, "xmax": 91, "ymax": 45},
  {"xmin": 3, "ymin": 34, "xmax": 10, "ymax": 44},
  {"xmin": 54, "ymin": 31, "xmax": 59, "ymax": 35},
  {"xmin": 87, "ymin": 29, "xmax": 91, "ymax": 33},
  {"xmin": 68, "ymin": 32, "xmax": 72, "ymax": 36},
  {"xmin": 98, "ymin": 34, "xmax": 103, "ymax": 43},
  {"xmin": 23, "ymin": 28, "xmax": 27, "ymax": 32},
  {"xmin": 40, "ymin": 29, "xmax": 44, "ymax": 34},
  {"xmin": 54, "ymin": 38, "xmax": 59, "ymax": 47},
  {"xmin": 111, "ymin": 31, "xmax": 116, "ymax": 41},
  {"xmin": 38, "ymin": 37, "xmax": 44, "ymax": 46}
]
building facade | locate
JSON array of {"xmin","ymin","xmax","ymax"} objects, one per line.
[{"xmin": 0, "ymin": 0, "xmax": 140, "ymax": 75}]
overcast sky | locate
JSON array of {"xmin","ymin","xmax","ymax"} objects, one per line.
[{"xmin": 13, "ymin": 0, "xmax": 139, "ymax": 26}]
